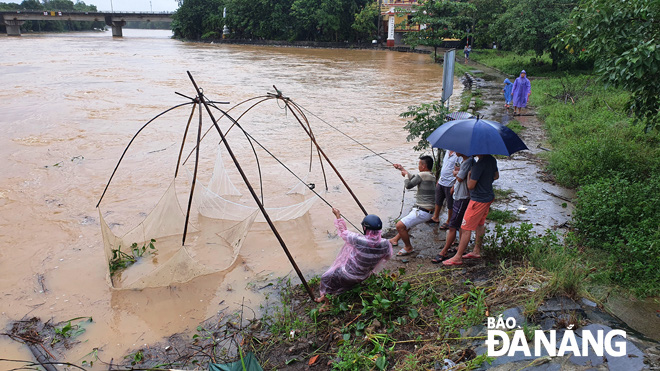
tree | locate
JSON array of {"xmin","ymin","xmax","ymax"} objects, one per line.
[
  {"xmin": 290, "ymin": 0, "xmax": 342, "ymax": 41},
  {"xmin": 492, "ymin": 0, "xmax": 573, "ymax": 70},
  {"xmin": 403, "ymin": 0, "xmax": 474, "ymax": 57},
  {"xmin": 400, "ymin": 101, "xmax": 450, "ymax": 169},
  {"xmin": 555, "ymin": 0, "xmax": 660, "ymax": 131},
  {"xmin": 469, "ymin": 0, "xmax": 505, "ymax": 48},
  {"xmin": 172, "ymin": 0, "xmax": 224, "ymax": 39},
  {"xmin": 351, "ymin": 0, "xmax": 379, "ymax": 41},
  {"xmin": 225, "ymin": 0, "xmax": 295, "ymax": 40}
]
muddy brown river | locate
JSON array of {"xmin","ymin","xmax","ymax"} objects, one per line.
[{"xmin": 0, "ymin": 29, "xmax": 465, "ymax": 363}]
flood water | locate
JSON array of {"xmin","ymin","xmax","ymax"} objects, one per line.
[{"xmin": 0, "ymin": 29, "xmax": 463, "ymax": 362}]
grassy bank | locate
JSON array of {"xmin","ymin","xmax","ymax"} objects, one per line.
[{"xmin": 473, "ymin": 49, "xmax": 660, "ymax": 296}]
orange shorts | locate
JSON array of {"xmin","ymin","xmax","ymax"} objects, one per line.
[{"xmin": 461, "ymin": 200, "xmax": 492, "ymax": 231}]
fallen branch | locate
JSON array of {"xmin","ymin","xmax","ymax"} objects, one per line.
[{"xmin": 542, "ymin": 188, "xmax": 572, "ymax": 203}]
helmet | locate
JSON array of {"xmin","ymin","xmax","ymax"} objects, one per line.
[{"xmin": 361, "ymin": 214, "xmax": 382, "ymax": 231}]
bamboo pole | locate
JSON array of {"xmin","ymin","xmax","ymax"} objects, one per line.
[{"xmin": 186, "ymin": 72, "xmax": 315, "ymax": 301}]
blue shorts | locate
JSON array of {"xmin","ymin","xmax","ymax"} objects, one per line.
[{"xmin": 448, "ymin": 198, "xmax": 470, "ymax": 230}]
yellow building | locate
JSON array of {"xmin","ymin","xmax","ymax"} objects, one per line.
[{"xmin": 381, "ymin": 0, "xmax": 419, "ymax": 46}]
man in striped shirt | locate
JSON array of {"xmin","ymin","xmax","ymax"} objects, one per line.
[{"xmin": 390, "ymin": 155, "xmax": 436, "ymax": 256}]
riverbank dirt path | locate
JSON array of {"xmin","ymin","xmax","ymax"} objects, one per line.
[{"xmin": 376, "ymin": 60, "xmax": 660, "ymax": 370}]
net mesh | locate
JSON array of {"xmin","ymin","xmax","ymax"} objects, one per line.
[
  {"xmin": 194, "ymin": 146, "xmax": 322, "ymax": 222},
  {"xmin": 99, "ymin": 146, "xmax": 320, "ymax": 289}
]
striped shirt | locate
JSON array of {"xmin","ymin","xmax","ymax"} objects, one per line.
[{"xmin": 404, "ymin": 171, "xmax": 436, "ymax": 210}]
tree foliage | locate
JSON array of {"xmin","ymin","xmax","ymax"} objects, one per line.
[
  {"xmin": 351, "ymin": 0, "xmax": 379, "ymax": 41},
  {"xmin": 556, "ymin": 0, "xmax": 660, "ymax": 131},
  {"xmin": 173, "ymin": 0, "xmax": 372, "ymax": 42},
  {"xmin": 491, "ymin": 0, "xmax": 573, "ymax": 69},
  {"xmin": 172, "ymin": 0, "xmax": 224, "ymax": 40},
  {"xmin": 469, "ymin": 0, "xmax": 505, "ymax": 48},
  {"xmin": 400, "ymin": 101, "xmax": 449, "ymax": 152},
  {"xmin": 403, "ymin": 0, "xmax": 474, "ymax": 54}
]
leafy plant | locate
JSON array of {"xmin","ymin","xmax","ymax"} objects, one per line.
[
  {"xmin": 402, "ymin": 0, "xmax": 474, "ymax": 56},
  {"xmin": 51, "ymin": 317, "xmax": 92, "ymax": 345},
  {"xmin": 400, "ymin": 101, "xmax": 450, "ymax": 152},
  {"xmin": 109, "ymin": 239, "xmax": 156, "ymax": 276},
  {"xmin": 126, "ymin": 350, "xmax": 144, "ymax": 366},
  {"xmin": 556, "ymin": 0, "xmax": 660, "ymax": 131},
  {"xmin": 486, "ymin": 208, "xmax": 518, "ymax": 223}
]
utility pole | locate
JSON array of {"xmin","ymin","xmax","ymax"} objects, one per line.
[
  {"xmin": 110, "ymin": 0, "xmax": 114, "ymax": 12},
  {"xmin": 150, "ymin": 1, "xmax": 152, "ymax": 12}
]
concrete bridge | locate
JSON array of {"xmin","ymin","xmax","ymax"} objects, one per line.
[{"xmin": 1, "ymin": 10, "xmax": 173, "ymax": 37}]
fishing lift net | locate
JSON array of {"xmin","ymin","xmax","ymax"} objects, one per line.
[
  {"xmin": 97, "ymin": 81, "xmax": 336, "ymax": 292},
  {"xmin": 99, "ymin": 179, "xmax": 259, "ymax": 290},
  {"xmin": 194, "ymin": 147, "xmax": 321, "ymax": 223}
]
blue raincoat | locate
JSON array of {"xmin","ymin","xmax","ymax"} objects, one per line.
[
  {"xmin": 503, "ymin": 78, "xmax": 513, "ymax": 104},
  {"xmin": 512, "ymin": 72, "xmax": 531, "ymax": 108}
]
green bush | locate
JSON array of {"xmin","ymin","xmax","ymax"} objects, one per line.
[{"xmin": 574, "ymin": 175, "xmax": 660, "ymax": 296}]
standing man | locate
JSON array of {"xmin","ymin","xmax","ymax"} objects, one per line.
[
  {"xmin": 511, "ymin": 70, "xmax": 531, "ymax": 116},
  {"xmin": 390, "ymin": 155, "xmax": 436, "ymax": 256},
  {"xmin": 464, "ymin": 44, "xmax": 471, "ymax": 63},
  {"xmin": 431, "ymin": 150, "xmax": 461, "ymax": 229},
  {"xmin": 432, "ymin": 153, "xmax": 473, "ymax": 263},
  {"xmin": 443, "ymin": 154, "xmax": 498, "ymax": 266}
]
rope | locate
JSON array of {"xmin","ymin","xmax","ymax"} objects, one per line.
[
  {"xmin": 394, "ymin": 184, "xmax": 407, "ymax": 221},
  {"xmin": 228, "ymin": 119, "xmax": 364, "ymax": 233},
  {"xmin": 297, "ymin": 103, "xmax": 395, "ymax": 165}
]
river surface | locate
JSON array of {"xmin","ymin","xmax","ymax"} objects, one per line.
[{"xmin": 0, "ymin": 29, "xmax": 463, "ymax": 363}]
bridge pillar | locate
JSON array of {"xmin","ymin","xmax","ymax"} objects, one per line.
[
  {"xmin": 4, "ymin": 19, "xmax": 24, "ymax": 36},
  {"xmin": 111, "ymin": 21, "xmax": 126, "ymax": 37},
  {"xmin": 104, "ymin": 16, "xmax": 126, "ymax": 37}
]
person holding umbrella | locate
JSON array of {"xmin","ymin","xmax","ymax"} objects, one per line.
[
  {"xmin": 390, "ymin": 155, "xmax": 436, "ymax": 256},
  {"xmin": 443, "ymin": 154, "xmax": 499, "ymax": 266},
  {"xmin": 425, "ymin": 117, "xmax": 527, "ymax": 264},
  {"xmin": 431, "ymin": 152, "xmax": 474, "ymax": 263}
]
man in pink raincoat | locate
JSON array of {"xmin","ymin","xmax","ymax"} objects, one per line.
[{"xmin": 316, "ymin": 208, "xmax": 393, "ymax": 311}]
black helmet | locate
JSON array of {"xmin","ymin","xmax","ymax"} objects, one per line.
[{"xmin": 361, "ymin": 214, "xmax": 382, "ymax": 231}]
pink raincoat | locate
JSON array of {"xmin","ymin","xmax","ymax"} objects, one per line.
[{"xmin": 319, "ymin": 218, "xmax": 393, "ymax": 296}]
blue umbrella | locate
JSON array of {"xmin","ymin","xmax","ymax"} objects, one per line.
[{"xmin": 426, "ymin": 118, "xmax": 528, "ymax": 156}]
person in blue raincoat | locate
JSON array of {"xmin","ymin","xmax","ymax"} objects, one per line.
[
  {"xmin": 502, "ymin": 78, "xmax": 513, "ymax": 109},
  {"xmin": 511, "ymin": 70, "xmax": 531, "ymax": 115}
]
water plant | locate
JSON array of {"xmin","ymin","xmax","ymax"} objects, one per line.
[{"xmin": 109, "ymin": 239, "xmax": 156, "ymax": 276}]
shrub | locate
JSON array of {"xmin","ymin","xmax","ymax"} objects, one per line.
[{"xmin": 574, "ymin": 175, "xmax": 660, "ymax": 295}]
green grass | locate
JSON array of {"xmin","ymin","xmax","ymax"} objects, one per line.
[
  {"xmin": 486, "ymin": 208, "xmax": 518, "ymax": 223},
  {"xmin": 505, "ymin": 120, "xmax": 525, "ymax": 134},
  {"xmin": 454, "ymin": 61, "xmax": 471, "ymax": 76},
  {"xmin": 483, "ymin": 224, "xmax": 587, "ymax": 299},
  {"xmin": 251, "ymin": 268, "xmax": 496, "ymax": 370},
  {"xmin": 473, "ymin": 97, "xmax": 488, "ymax": 111},
  {"xmin": 494, "ymin": 187, "xmax": 515, "ymax": 200},
  {"xmin": 470, "ymin": 49, "xmax": 559, "ymax": 77}
]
